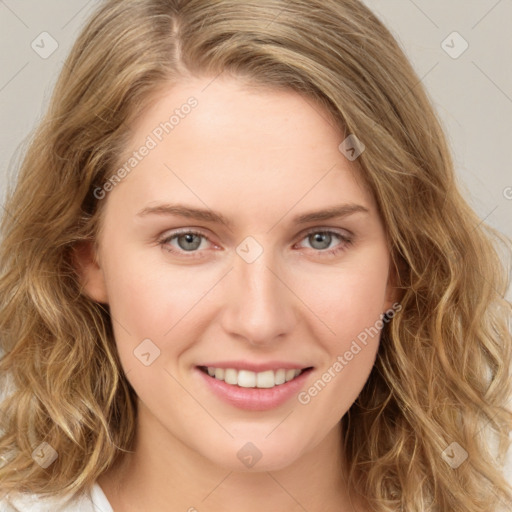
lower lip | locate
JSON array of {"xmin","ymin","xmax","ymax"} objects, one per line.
[{"xmin": 195, "ymin": 367, "xmax": 314, "ymax": 411}]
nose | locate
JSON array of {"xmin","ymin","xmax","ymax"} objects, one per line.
[{"xmin": 219, "ymin": 243, "xmax": 298, "ymax": 346}]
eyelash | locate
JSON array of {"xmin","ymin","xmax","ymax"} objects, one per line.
[{"xmin": 158, "ymin": 228, "xmax": 353, "ymax": 259}]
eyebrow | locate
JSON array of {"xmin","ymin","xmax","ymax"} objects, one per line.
[{"xmin": 136, "ymin": 202, "xmax": 370, "ymax": 228}]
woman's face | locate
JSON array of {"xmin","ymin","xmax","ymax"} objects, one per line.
[{"xmin": 81, "ymin": 76, "xmax": 396, "ymax": 472}]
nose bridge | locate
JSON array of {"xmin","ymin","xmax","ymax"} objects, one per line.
[{"xmin": 221, "ymin": 239, "xmax": 296, "ymax": 344}]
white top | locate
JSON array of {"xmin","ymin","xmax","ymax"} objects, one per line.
[{"xmin": 0, "ymin": 482, "xmax": 113, "ymax": 511}]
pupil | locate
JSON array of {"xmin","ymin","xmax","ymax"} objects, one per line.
[
  {"xmin": 311, "ymin": 232, "xmax": 331, "ymax": 250},
  {"xmin": 178, "ymin": 233, "xmax": 201, "ymax": 251}
]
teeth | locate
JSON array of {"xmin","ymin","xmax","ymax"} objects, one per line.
[
  {"xmin": 275, "ymin": 369, "xmax": 286, "ymax": 385},
  {"xmin": 238, "ymin": 370, "xmax": 256, "ymax": 388},
  {"xmin": 224, "ymin": 368, "xmax": 238, "ymax": 385},
  {"xmin": 205, "ymin": 367, "xmax": 304, "ymax": 388},
  {"xmin": 285, "ymin": 369, "xmax": 297, "ymax": 382}
]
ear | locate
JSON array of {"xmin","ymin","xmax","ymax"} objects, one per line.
[{"xmin": 72, "ymin": 241, "xmax": 109, "ymax": 304}]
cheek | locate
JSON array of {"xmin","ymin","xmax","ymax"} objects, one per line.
[
  {"xmin": 294, "ymin": 262, "xmax": 388, "ymax": 416},
  {"xmin": 101, "ymin": 247, "xmax": 219, "ymax": 365},
  {"xmin": 294, "ymin": 251, "xmax": 390, "ymax": 349}
]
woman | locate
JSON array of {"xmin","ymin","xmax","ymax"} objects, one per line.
[{"xmin": 1, "ymin": 0, "xmax": 511, "ymax": 510}]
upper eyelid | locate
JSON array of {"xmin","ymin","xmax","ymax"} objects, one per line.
[{"xmin": 299, "ymin": 226, "xmax": 352, "ymax": 238}]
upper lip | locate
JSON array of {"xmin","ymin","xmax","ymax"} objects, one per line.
[{"xmin": 197, "ymin": 361, "xmax": 314, "ymax": 372}]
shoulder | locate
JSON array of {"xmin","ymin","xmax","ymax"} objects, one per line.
[{"xmin": 0, "ymin": 483, "xmax": 112, "ymax": 512}]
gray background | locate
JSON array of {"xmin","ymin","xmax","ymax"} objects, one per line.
[{"xmin": 0, "ymin": 0, "xmax": 511, "ymax": 488}]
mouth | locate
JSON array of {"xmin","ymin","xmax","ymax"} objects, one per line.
[{"xmin": 197, "ymin": 365, "xmax": 314, "ymax": 389}]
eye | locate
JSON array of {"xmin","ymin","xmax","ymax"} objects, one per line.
[
  {"xmin": 159, "ymin": 229, "xmax": 214, "ymax": 258},
  {"xmin": 158, "ymin": 228, "xmax": 353, "ymax": 259},
  {"xmin": 295, "ymin": 229, "xmax": 353, "ymax": 256}
]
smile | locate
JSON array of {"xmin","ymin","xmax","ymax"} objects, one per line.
[{"xmin": 198, "ymin": 366, "xmax": 311, "ymax": 389}]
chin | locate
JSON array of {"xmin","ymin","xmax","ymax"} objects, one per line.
[{"xmin": 200, "ymin": 436, "xmax": 305, "ymax": 473}]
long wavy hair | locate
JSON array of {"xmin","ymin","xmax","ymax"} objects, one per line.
[{"xmin": 1, "ymin": 0, "xmax": 511, "ymax": 510}]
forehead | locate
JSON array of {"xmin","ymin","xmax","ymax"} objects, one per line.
[{"xmin": 102, "ymin": 76, "xmax": 375, "ymax": 226}]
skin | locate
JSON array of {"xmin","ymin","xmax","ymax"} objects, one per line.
[{"xmin": 77, "ymin": 76, "xmax": 398, "ymax": 511}]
